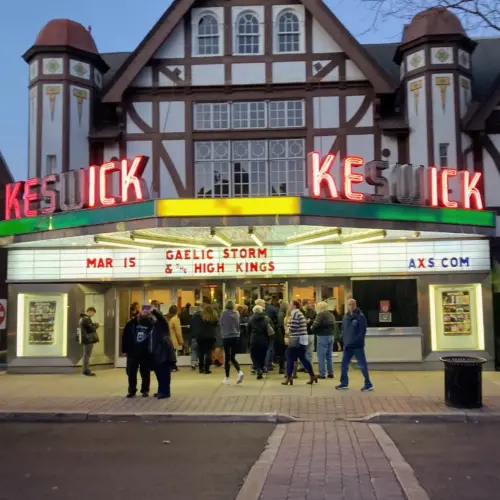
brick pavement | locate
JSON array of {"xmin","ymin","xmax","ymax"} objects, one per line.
[
  {"xmin": 1, "ymin": 368, "xmax": 500, "ymax": 420},
  {"xmin": 258, "ymin": 422, "xmax": 406, "ymax": 500}
]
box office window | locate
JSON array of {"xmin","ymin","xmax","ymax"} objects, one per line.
[{"xmin": 352, "ymin": 279, "xmax": 418, "ymax": 328}]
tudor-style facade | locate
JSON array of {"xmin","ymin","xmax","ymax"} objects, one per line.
[
  {"xmin": 22, "ymin": 3, "xmax": 500, "ymax": 215},
  {"xmin": 8, "ymin": 1, "xmax": 500, "ymax": 371}
]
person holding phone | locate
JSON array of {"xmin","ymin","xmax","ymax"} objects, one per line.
[
  {"xmin": 79, "ymin": 306, "xmax": 99, "ymax": 377},
  {"xmin": 122, "ymin": 307, "xmax": 154, "ymax": 397}
]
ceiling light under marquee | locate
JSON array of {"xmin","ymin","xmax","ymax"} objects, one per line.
[
  {"xmin": 285, "ymin": 228, "xmax": 342, "ymax": 246},
  {"xmin": 248, "ymin": 227, "xmax": 264, "ymax": 247},
  {"xmin": 341, "ymin": 230, "xmax": 387, "ymax": 245},
  {"xmin": 94, "ymin": 236, "xmax": 153, "ymax": 249},
  {"xmin": 210, "ymin": 228, "xmax": 232, "ymax": 247},
  {"xmin": 131, "ymin": 233, "xmax": 207, "ymax": 248}
]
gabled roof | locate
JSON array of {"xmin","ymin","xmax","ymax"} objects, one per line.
[
  {"xmin": 101, "ymin": 0, "xmax": 394, "ymax": 102},
  {"xmin": 462, "ymin": 37, "xmax": 500, "ymax": 131},
  {"xmin": 0, "ymin": 151, "xmax": 14, "ymax": 185}
]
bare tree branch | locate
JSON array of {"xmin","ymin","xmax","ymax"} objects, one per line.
[{"xmin": 361, "ymin": 0, "xmax": 500, "ymax": 32}]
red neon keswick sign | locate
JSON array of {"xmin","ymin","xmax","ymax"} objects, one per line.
[
  {"xmin": 5, "ymin": 156, "xmax": 149, "ymax": 220},
  {"xmin": 308, "ymin": 152, "xmax": 484, "ymax": 210}
]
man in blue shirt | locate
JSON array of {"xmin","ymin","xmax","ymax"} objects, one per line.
[{"xmin": 336, "ymin": 298, "xmax": 373, "ymax": 392}]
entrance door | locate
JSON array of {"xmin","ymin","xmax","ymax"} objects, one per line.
[
  {"xmin": 235, "ymin": 282, "xmax": 287, "ymax": 308},
  {"xmin": 115, "ymin": 288, "xmax": 143, "ymax": 368}
]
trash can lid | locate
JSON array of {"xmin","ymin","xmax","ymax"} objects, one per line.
[{"xmin": 440, "ymin": 356, "xmax": 487, "ymax": 366}]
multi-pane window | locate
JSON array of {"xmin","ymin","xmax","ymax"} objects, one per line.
[
  {"xmin": 195, "ymin": 139, "xmax": 305, "ymax": 198},
  {"xmin": 193, "ymin": 100, "xmax": 304, "ymax": 130},
  {"xmin": 236, "ymin": 13, "xmax": 260, "ymax": 54},
  {"xmin": 194, "ymin": 103, "xmax": 230, "ymax": 130},
  {"xmin": 232, "ymin": 102, "xmax": 266, "ymax": 129},
  {"xmin": 277, "ymin": 11, "xmax": 300, "ymax": 53},
  {"xmin": 269, "ymin": 139, "xmax": 305, "ymax": 196},
  {"xmin": 439, "ymin": 143, "xmax": 449, "ymax": 167},
  {"xmin": 46, "ymin": 154, "xmax": 57, "ymax": 175},
  {"xmin": 195, "ymin": 141, "xmax": 231, "ymax": 198},
  {"xmin": 269, "ymin": 100, "xmax": 304, "ymax": 128},
  {"xmin": 197, "ymin": 14, "xmax": 220, "ymax": 55}
]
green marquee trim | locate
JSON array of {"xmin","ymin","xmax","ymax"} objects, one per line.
[
  {"xmin": 300, "ymin": 198, "xmax": 496, "ymax": 227},
  {"xmin": 0, "ymin": 197, "xmax": 494, "ymax": 237},
  {"xmin": 0, "ymin": 201, "xmax": 155, "ymax": 237}
]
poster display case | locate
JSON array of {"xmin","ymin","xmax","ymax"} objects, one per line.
[
  {"xmin": 429, "ymin": 284, "xmax": 484, "ymax": 351},
  {"xmin": 16, "ymin": 293, "xmax": 68, "ymax": 357}
]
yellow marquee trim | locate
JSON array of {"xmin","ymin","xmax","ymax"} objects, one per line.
[{"xmin": 156, "ymin": 197, "xmax": 301, "ymax": 217}]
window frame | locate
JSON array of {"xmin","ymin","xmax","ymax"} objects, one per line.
[
  {"xmin": 275, "ymin": 10, "xmax": 301, "ymax": 54},
  {"xmin": 439, "ymin": 142, "xmax": 449, "ymax": 168},
  {"xmin": 192, "ymin": 8, "xmax": 223, "ymax": 57},
  {"xmin": 196, "ymin": 13, "xmax": 220, "ymax": 56},
  {"xmin": 231, "ymin": 101, "xmax": 267, "ymax": 129},
  {"xmin": 234, "ymin": 10, "xmax": 263, "ymax": 55},
  {"xmin": 193, "ymin": 102, "xmax": 230, "ymax": 130},
  {"xmin": 194, "ymin": 139, "xmax": 306, "ymax": 198},
  {"xmin": 268, "ymin": 100, "xmax": 305, "ymax": 128}
]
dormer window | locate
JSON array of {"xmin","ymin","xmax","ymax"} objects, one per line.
[
  {"xmin": 276, "ymin": 11, "xmax": 300, "ymax": 53},
  {"xmin": 236, "ymin": 12, "xmax": 260, "ymax": 54},
  {"xmin": 197, "ymin": 13, "xmax": 220, "ymax": 55}
]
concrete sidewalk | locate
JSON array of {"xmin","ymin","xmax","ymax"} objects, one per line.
[{"xmin": 1, "ymin": 367, "xmax": 500, "ymax": 421}]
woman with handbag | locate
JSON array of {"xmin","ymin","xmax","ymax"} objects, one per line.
[
  {"xmin": 248, "ymin": 305, "xmax": 274, "ymax": 380},
  {"xmin": 166, "ymin": 305, "xmax": 183, "ymax": 372},
  {"xmin": 282, "ymin": 300, "xmax": 318, "ymax": 386},
  {"xmin": 151, "ymin": 307, "xmax": 177, "ymax": 399}
]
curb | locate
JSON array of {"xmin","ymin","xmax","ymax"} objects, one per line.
[
  {"xmin": 0, "ymin": 411, "xmax": 298, "ymax": 424},
  {"xmin": 370, "ymin": 424, "xmax": 431, "ymax": 500},
  {"xmin": 355, "ymin": 411, "xmax": 500, "ymax": 423},
  {"xmin": 236, "ymin": 424, "xmax": 287, "ymax": 500}
]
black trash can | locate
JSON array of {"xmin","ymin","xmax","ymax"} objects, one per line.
[{"xmin": 441, "ymin": 356, "xmax": 487, "ymax": 409}]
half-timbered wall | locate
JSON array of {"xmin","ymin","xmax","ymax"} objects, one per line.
[{"xmin": 119, "ymin": 1, "xmax": 379, "ymax": 199}]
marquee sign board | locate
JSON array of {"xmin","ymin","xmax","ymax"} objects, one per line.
[{"xmin": 7, "ymin": 239, "xmax": 490, "ymax": 282}]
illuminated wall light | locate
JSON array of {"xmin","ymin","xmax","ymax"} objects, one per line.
[
  {"xmin": 248, "ymin": 228, "xmax": 263, "ymax": 247},
  {"xmin": 429, "ymin": 286, "xmax": 438, "ymax": 351},
  {"xmin": 131, "ymin": 233, "xmax": 207, "ymax": 248},
  {"xmin": 341, "ymin": 230, "xmax": 386, "ymax": 245},
  {"xmin": 286, "ymin": 229, "xmax": 341, "ymax": 246},
  {"xmin": 210, "ymin": 229, "xmax": 232, "ymax": 247},
  {"xmin": 94, "ymin": 236, "xmax": 152, "ymax": 249}
]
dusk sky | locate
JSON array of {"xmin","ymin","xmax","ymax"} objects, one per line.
[{"xmin": 0, "ymin": 0, "xmax": 493, "ymax": 180}]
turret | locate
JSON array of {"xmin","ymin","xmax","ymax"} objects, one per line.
[
  {"xmin": 23, "ymin": 19, "xmax": 108, "ymax": 178},
  {"xmin": 395, "ymin": 7, "xmax": 476, "ymax": 179}
]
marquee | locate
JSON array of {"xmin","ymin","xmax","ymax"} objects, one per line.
[{"xmin": 7, "ymin": 239, "xmax": 490, "ymax": 281}]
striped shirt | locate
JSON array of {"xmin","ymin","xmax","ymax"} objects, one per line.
[{"xmin": 289, "ymin": 309, "xmax": 309, "ymax": 346}]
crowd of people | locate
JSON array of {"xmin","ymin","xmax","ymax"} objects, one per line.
[{"xmin": 78, "ymin": 296, "xmax": 373, "ymax": 399}]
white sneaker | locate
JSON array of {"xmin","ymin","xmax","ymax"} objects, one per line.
[
  {"xmin": 223, "ymin": 377, "xmax": 231, "ymax": 385},
  {"xmin": 237, "ymin": 371, "xmax": 244, "ymax": 384}
]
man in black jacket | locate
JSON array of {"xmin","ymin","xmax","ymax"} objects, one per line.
[
  {"xmin": 150, "ymin": 306, "xmax": 176, "ymax": 398},
  {"xmin": 123, "ymin": 306, "xmax": 176, "ymax": 399},
  {"xmin": 122, "ymin": 309, "xmax": 154, "ymax": 398},
  {"xmin": 79, "ymin": 307, "xmax": 99, "ymax": 377}
]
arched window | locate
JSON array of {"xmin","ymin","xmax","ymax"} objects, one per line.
[
  {"xmin": 197, "ymin": 14, "xmax": 219, "ymax": 55},
  {"xmin": 277, "ymin": 11, "xmax": 300, "ymax": 53},
  {"xmin": 236, "ymin": 12, "xmax": 259, "ymax": 54}
]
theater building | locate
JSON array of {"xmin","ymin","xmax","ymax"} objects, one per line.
[{"xmin": 3, "ymin": 2, "xmax": 500, "ymax": 371}]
